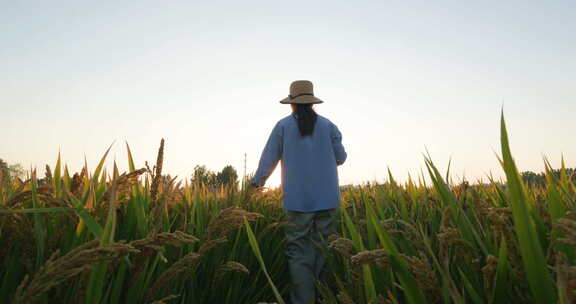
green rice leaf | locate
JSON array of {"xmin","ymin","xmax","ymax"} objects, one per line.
[
  {"xmin": 491, "ymin": 237, "xmax": 509, "ymax": 304},
  {"xmin": 92, "ymin": 143, "xmax": 113, "ymax": 185},
  {"xmin": 499, "ymin": 112, "xmax": 556, "ymax": 303},
  {"xmin": 342, "ymin": 207, "xmax": 377, "ymax": 303},
  {"xmin": 0, "ymin": 207, "xmax": 76, "ymax": 214},
  {"xmin": 243, "ymin": 217, "xmax": 286, "ymax": 304},
  {"xmin": 31, "ymin": 171, "xmax": 46, "ymax": 270},
  {"xmin": 126, "ymin": 141, "xmax": 137, "ymax": 172},
  {"xmin": 365, "ymin": 203, "xmax": 427, "ymax": 304},
  {"xmin": 53, "ymin": 151, "xmax": 62, "ymax": 198}
]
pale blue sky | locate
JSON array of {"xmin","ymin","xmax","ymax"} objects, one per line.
[{"xmin": 2, "ymin": 0, "xmax": 575, "ymax": 186}]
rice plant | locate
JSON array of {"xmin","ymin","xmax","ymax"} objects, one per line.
[{"xmin": 0, "ymin": 115, "xmax": 575, "ymax": 303}]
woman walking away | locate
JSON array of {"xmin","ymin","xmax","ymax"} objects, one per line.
[{"xmin": 251, "ymin": 80, "xmax": 347, "ymax": 304}]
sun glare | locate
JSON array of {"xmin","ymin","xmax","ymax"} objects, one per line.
[{"xmin": 265, "ymin": 167, "xmax": 282, "ymax": 188}]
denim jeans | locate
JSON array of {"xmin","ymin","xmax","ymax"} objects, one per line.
[{"xmin": 284, "ymin": 208, "xmax": 339, "ymax": 304}]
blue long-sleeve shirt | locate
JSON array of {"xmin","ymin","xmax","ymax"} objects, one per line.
[{"xmin": 252, "ymin": 113, "xmax": 347, "ymax": 212}]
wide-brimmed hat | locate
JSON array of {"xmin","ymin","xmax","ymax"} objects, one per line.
[{"xmin": 279, "ymin": 80, "xmax": 324, "ymax": 104}]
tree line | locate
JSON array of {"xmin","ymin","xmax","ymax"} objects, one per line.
[
  {"xmin": 521, "ymin": 167, "xmax": 576, "ymax": 187},
  {"xmin": 0, "ymin": 158, "xmax": 241, "ymax": 191},
  {"xmin": 3, "ymin": 157, "xmax": 574, "ymax": 191},
  {"xmin": 0, "ymin": 159, "xmax": 24, "ymax": 186},
  {"xmin": 190, "ymin": 164, "xmax": 240, "ymax": 191}
]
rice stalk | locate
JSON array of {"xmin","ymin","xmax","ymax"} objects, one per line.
[{"xmin": 12, "ymin": 240, "xmax": 138, "ymax": 304}]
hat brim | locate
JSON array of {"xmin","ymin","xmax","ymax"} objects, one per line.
[{"xmin": 279, "ymin": 95, "xmax": 324, "ymax": 104}]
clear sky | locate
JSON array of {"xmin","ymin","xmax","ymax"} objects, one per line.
[{"xmin": 2, "ymin": 0, "xmax": 575, "ymax": 186}]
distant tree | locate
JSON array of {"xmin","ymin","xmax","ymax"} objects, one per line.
[
  {"xmin": 0, "ymin": 158, "xmax": 25, "ymax": 183},
  {"xmin": 0, "ymin": 158, "xmax": 24, "ymax": 185},
  {"xmin": 191, "ymin": 165, "xmax": 216, "ymax": 187},
  {"xmin": 217, "ymin": 165, "xmax": 239, "ymax": 190},
  {"xmin": 521, "ymin": 171, "xmax": 544, "ymax": 188},
  {"xmin": 0, "ymin": 159, "xmax": 8, "ymax": 185},
  {"xmin": 191, "ymin": 164, "xmax": 239, "ymax": 191},
  {"xmin": 9, "ymin": 163, "xmax": 25, "ymax": 180},
  {"xmin": 521, "ymin": 168, "xmax": 575, "ymax": 188},
  {"xmin": 0, "ymin": 159, "xmax": 8, "ymax": 173}
]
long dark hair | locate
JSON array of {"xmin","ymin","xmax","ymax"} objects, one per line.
[{"xmin": 295, "ymin": 104, "xmax": 317, "ymax": 137}]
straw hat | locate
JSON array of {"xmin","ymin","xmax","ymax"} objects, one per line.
[{"xmin": 279, "ymin": 80, "xmax": 324, "ymax": 104}]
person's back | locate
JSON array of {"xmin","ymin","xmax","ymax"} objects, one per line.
[
  {"xmin": 251, "ymin": 80, "xmax": 347, "ymax": 304},
  {"xmin": 262, "ymin": 114, "xmax": 345, "ymax": 212}
]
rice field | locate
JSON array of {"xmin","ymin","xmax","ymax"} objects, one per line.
[{"xmin": 1, "ymin": 115, "xmax": 575, "ymax": 304}]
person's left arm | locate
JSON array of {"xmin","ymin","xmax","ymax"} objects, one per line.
[
  {"xmin": 331, "ymin": 123, "xmax": 347, "ymax": 166},
  {"xmin": 251, "ymin": 122, "xmax": 283, "ymax": 187}
]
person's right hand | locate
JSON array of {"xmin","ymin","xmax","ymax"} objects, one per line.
[{"xmin": 248, "ymin": 182, "xmax": 264, "ymax": 193}]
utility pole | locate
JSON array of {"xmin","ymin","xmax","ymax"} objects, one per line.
[{"xmin": 243, "ymin": 153, "xmax": 247, "ymax": 190}]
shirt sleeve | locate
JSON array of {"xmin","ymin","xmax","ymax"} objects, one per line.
[
  {"xmin": 331, "ymin": 123, "xmax": 347, "ymax": 166},
  {"xmin": 251, "ymin": 122, "xmax": 283, "ymax": 187}
]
